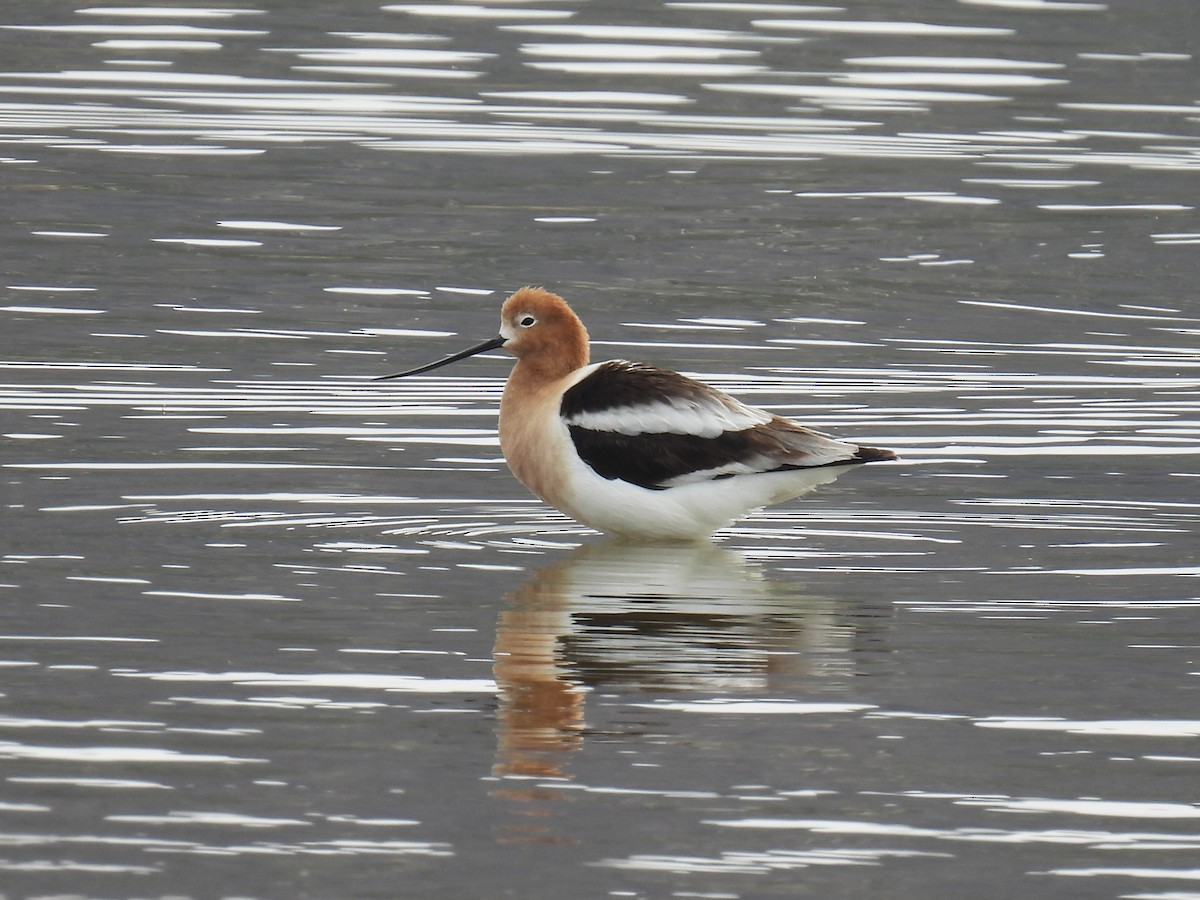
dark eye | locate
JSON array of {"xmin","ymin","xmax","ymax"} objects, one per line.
[{"xmin": 519, "ymin": 315, "xmax": 536, "ymax": 328}]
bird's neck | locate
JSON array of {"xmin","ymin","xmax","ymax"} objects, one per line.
[{"xmin": 509, "ymin": 343, "xmax": 589, "ymax": 387}]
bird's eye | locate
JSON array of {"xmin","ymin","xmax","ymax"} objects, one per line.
[{"xmin": 518, "ymin": 315, "xmax": 536, "ymax": 328}]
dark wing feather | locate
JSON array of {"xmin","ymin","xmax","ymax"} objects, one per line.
[{"xmin": 561, "ymin": 361, "xmax": 895, "ymax": 490}]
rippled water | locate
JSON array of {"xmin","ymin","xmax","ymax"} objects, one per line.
[{"xmin": 2, "ymin": 1, "xmax": 1199, "ymax": 897}]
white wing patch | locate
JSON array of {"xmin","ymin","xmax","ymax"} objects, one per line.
[{"xmin": 564, "ymin": 391, "xmax": 770, "ymax": 438}]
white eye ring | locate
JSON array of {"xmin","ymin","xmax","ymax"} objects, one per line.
[{"xmin": 518, "ymin": 314, "xmax": 536, "ymax": 328}]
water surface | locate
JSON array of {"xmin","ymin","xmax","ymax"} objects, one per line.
[{"xmin": 2, "ymin": 0, "xmax": 1199, "ymax": 897}]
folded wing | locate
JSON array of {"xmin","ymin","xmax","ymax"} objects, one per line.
[{"xmin": 560, "ymin": 361, "xmax": 894, "ymax": 490}]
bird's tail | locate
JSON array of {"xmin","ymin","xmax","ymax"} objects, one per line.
[{"xmin": 853, "ymin": 444, "xmax": 899, "ymax": 462}]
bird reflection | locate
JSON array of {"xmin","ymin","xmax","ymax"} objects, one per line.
[{"xmin": 491, "ymin": 539, "xmax": 858, "ymax": 838}]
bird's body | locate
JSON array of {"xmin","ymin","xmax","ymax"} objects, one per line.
[{"xmin": 378, "ymin": 287, "xmax": 896, "ymax": 540}]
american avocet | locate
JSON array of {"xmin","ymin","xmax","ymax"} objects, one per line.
[{"xmin": 376, "ymin": 287, "xmax": 896, "ymax": 540}]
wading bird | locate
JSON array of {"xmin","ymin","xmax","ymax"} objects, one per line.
[{"xmin": 375, "ymin": 287, "xmax": 896, "ymax": 540}]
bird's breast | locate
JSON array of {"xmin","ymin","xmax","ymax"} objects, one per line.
[{"xmin": 498, "ymin": 371, "xmax": 584, "ymax": 511}]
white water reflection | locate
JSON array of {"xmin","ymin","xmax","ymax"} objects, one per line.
[
  {"xmin": 633, "ymin": 698, "xmax": 874, "ymax": 713},
  {"xmin": 976, "ymin": 718, "xmax": 1200, "ymax": 737},
  {"xmin": 2, "ymin": 23, "xmax": 268, "ymax": 36},
  {"xmin": 751, "ymin": 18, "xmax": 1014, "ymax": 36},
  {"xmin": 383, "ymin": 4, "xmax": 577, "ymax": 20},
  {"xmin": 117, "ymin": 670, "xmax": 495, "ymax": 692},
  {"xmin": 6, "ymin": 89, "xmax": 1192, "ymax": 163},
  {"xmin": 707, "ymin": 815, "xmax": 1200, "ymax": 848},
  {"xmin": 0, "ymin": 742, "xmax": 264, "ymax": 765},
  {"xmin": 595, "ymin": 847, "xmax": 949, "ymax": 873},
  {"xmin": 1, "ymin": 0, "xmax": 1195, "ymax": 170}
]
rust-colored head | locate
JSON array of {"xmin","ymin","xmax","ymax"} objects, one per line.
[
  {"xmin": 499, "ymin": 287, "xmax": 590, "ymax": 378},
  {"xmin": 373, "ymin": 286, "xmax": 590, "ymax": 382}
]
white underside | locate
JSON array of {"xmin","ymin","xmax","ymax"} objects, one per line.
[{"xmin": 554, "ymin": 449, "xmax": 855, "ymax": 540}]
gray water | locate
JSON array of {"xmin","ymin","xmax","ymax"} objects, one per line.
[{"xmin": 2, "ymin": 1, "xmax": 1199, "ymax": 898}]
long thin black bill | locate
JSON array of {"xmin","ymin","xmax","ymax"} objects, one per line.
[{"xmin": 372, "ymin": 335, "xmax": 507, "ymax": 380}]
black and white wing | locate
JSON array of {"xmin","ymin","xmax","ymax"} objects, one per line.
[{"xmin": 560, "ymin": 361, "xmax": 894, "ymax": 490}]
